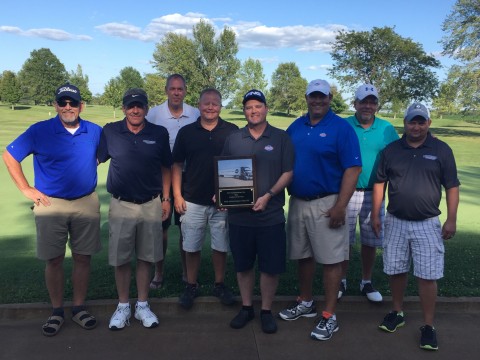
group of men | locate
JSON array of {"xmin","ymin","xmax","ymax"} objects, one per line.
[{"xmin": 3, "ymin": 75, "xmax": 459, "ymax": 351}]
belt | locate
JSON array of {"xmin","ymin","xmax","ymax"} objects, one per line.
[
  {"xmin": 356, "ymin": 188, "xmax": 373, "ymax": 192},
  {"xmin": 112, "ymin": 194, "xmax": 159, "ymax": 204},
  {"xmin": 295, "ymin": 193, "xmax": 337, "ymax": 201},
  {"xmin": 50, "ymin": 191, "xmax": 94, "ymax": 201}
]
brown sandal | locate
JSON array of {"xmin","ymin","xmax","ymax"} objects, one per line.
[
  {"xmin": 72, "ymin": 310, "xmax": 97, "ymax": 330},
  {"xmin": 42, "ymin": 315, "xmax": 64, "ymax": 336}
]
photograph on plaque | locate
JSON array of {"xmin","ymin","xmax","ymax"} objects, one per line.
[{"xmin": 214, "ymin": 155, "xmax": 257, "ymax": 208}]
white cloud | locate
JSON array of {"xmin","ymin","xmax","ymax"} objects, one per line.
[
  {"xmin": 0, "ymin": 25, "xmax": 91, "ymax": 41},
  {"xmin": 307, "ymin": 64, "xmax": 332, "ymax": 70},
  {"xmin": 94, "ymin": 14, "xmax": 348, "ymax": 52}
]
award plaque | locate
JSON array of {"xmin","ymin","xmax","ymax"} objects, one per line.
[{"xmin": 214, "ymin": 155, "xmax": 257, "ymax": 208}]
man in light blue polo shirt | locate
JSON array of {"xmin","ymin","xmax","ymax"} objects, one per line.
[
  {"xmin": 340, "ymin": 84, "xmax": 399, "ymax": 302},
  {"xmin": 3, "ymin": 83, "xmax": 101, "ymax": 337}
]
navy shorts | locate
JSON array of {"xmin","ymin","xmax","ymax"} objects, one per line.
[{"xmin": 229, "ymin": 223, "xmax": 286, "ymax": 275}]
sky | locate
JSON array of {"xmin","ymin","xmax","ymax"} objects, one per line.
[{"xmin": 0, "ymin": 0, "xmax": 459, "ymax": 97}]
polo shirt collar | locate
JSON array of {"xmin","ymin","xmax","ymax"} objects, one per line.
[
  {"xmin": 194, "ymin": 117, "xmax": 226, "ymax": 130},
  {"xmin": 400, "ymin": 132, "xmax": 434, "ymax": 149},
  {"xmin": 304, "ymin": 109, "xmax": 334, "ymax": 126},
  {"xmin": 240, "ymin": 122, "xmax": 272, "ymax": 139},
  {"xmin": 352, "ymin": 114, "xmax": 378, "ymax": 130},
  {"xmin": 53, "ymin": 115, "xmax": 87, "ymax": 135}
]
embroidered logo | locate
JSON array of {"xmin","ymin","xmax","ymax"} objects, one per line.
[
  {"xmin": 320, "ymin": 133, "xmax": 327, "ymax": 137},
  {"xmin": 423, "ymin": 155, "xmax": 437, "ymax": 160},
  {"xmin": 264, "ymin": 145, "xmax": 274, "ymax": 151},
  {"xmin": 143, "ymin": 140, "xmax": 156, "ymax": 144}
]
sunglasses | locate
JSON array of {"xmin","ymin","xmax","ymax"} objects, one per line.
[{"xmin": 57, "ymin": 99, "xmax": 80, "ymax": 108}]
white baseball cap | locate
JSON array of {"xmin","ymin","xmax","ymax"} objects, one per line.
[
  {"xmin": 306, "ymin": 79, "xmax": 330, "ymax": 96},
  {"xmin": 355, "ymin": 84, "xmax": 379, "ymax": 101}
]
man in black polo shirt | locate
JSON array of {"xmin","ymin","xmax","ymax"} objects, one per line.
[
  {"xmin": 172, "ymin": 88, "xmax": 238, "ymax": 310},
  {"xmin": 97, "ymin": 88, "xmax": 173, "ymax": 330},
  {"xmin": 371, "ymin": 103, "xmax": 460, "ymax": 351}
]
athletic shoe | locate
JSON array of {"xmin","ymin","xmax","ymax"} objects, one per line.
[
  {"xmin": 212, "ymin": 283, "xmax": 235, "ymax": 305},
  {"xmin": 109, "ymin": 304, "xmax": 131, "ymax": 330},
  {"xmin": 260, "ymin": 312, "xmax": 277, "ymax": 334},
  {"xmin": 134, "ymin": 303, "xmax": 159, "ymax": 328},
  {"xmin": 420, "ymin": 325, "xmax": 438, "ymax": 351},
  {"xmin": 278, "ymin": 300, "xmax": 317, "ymax": 321},
  {"xmin": 230, "ymin": 309, "xmax": 254, "ymax": 329},
  {"xmin": 311, "ymin": 316, "xmax": 339, "ymax": 341},
  {"xmin": 338, "ymin": 281, "xmax": 346, "ymax": 300},
  {"xmin": 379, "ymin": 311, "xmax": 405, "ymax": 332},
  {"xmin": 360, "ymin": 282, "xmax": 383, "ymax": 302},
  {"xmin": 179, "ymin": 283, "xmax": 200, "ymax": 309}
]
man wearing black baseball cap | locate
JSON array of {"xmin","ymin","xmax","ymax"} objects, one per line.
[
  {"xmin": 97, "ymin": 88, "xmax": 173, "ymax": 331},
  {"xmin": 3, "ymin": 83, "xmax": 102, "ymax": 336}
]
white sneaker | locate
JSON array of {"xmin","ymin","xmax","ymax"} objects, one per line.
[
  {"xmin": 109, "ymin": 304, "xmax": 131, "ymax": 330},
  {"xmin": 360, "ymin": 282, "xmax": 383, "ymax": 302},
  {"xmin": 134, "ymin": 303, "xmax": 159, "ymax": 328}
]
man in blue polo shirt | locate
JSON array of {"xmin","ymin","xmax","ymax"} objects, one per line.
[
  {"xmin": 340, "ymin": 84, "xmax": 399, "ymax": 302},
  {"xmin": 97, "ymin": 88, "xmax": 173, "ymax": 331},
  {"xmin": 278, "ymin": 79, "xmax": 361, "ymax": 341},
  {"xmin": 3, "ymin": 83, "xmax": 101, "ymax": 337}
]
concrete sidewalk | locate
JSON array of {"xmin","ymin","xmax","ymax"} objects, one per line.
[{"xmin": 2, "ymin": 296, "xmax": 479, "ymax": 360}]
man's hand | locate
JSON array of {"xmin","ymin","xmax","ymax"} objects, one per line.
[{"xmin": 326, "ymin": 204, "xmax": 346, "ymax": 229}]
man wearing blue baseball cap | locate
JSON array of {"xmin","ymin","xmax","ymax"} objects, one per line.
[{"xmin": 372, "ymin": 103, "xmax": 460, "ymax": 351}]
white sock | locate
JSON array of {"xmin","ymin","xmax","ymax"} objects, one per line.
[
  {"xmin": 136, "ymin": 300, "xmax": 148, "ymax": 307},
  {"xmin": 118, "ymin": 302, "xmax": 130, "ymax": 308},
  {"xmin": 361, "ymin": 280, "xmax": 371, "ymax": 286}
]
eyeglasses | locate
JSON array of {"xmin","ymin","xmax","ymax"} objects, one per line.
[{"xmin": 57, "ymin": 99, "xmax": 80, "ymax": 108}]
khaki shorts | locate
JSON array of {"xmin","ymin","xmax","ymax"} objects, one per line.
[
  {"xmin": 34, "ymin": 192, "xmax": 101, "ymax": 261},
  {"xmin": 287, "ymin": 195, "xmax": 349, "ymax": 264},
  {"xmin": 108, "ymin": 196, "xmax": 163, "ymax": 266}
]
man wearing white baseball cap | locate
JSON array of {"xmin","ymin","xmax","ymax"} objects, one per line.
[
  {"xmin": 279, "ymin": 79, "xmax": 362, "ymax": 341},
  {"xmin": 340, "ymin": 84, "xmax": 399, "ymax": 302}
]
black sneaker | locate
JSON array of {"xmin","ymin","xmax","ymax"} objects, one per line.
[
  {"xmin": 179, "ymin": 283, "xmax": 200, "ymax": 309},
  {"xmin": 360, "ymin": 282, "xmax": 383, "ymax": 302},
  {"xmin": 230, "ymin": 309, "xmax": 254, "ymax": 329},
  {"xmin": 260, "ymin": 312, "xmax": 277, "ymax": 334},
  {"xmin": 379, "ymin": 311, "xmax": 405, "ymax": 332},
  {"xmin": 420, "ymin": 325, "xmax": 438, "ymax": 351},
  {"xmin": 212, "ymin": 283, "xmax": 235, "ymax": 305},
  {"xmin": 337, "ymin": 281, "xmax": 346, "ymax": 300}
]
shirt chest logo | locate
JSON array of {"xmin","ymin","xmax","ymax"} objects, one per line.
[
  {"xmin": 423, "ymin": 155, "xmax": 437, "ymax": 160},
  {"xmin": 143, "ymin": 140, "xmax": 156, "ymax": 145}
]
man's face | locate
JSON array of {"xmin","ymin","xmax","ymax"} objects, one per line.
[
  {"xmin": 166, "ymin": 78, "xmax": 186, "ymax": 107},
  {"xmin": 198, "ymin": 92, "xmax": 222, "ymax": 122},
  {"xmin": 306, "ymin": 92, "xmax": 331, "ymax": 120},
  {"xmin": 55, "ymin": 97, "xmax": 83, "ymax": 127},
  {"xmin": 243, "ymin": 100, "xmax": 268, "ymax": 126},
  {"xmin": 354, "ymin": 95, "xmax": 378, "ymax": 124},
  {"xmin": 404, "ymin": 116, "xmax": 431, "ymax": 142},
  {"xmin": 123, "ymin": 102, "xmax": 148, "ymax": 127}
]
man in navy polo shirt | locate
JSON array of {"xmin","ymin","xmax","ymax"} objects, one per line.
[
  {"xmin": 223, "ymin": 89, "xmax": 294, "ymax": 334},
  {"xmin": 3, "ymin": 83, "xmax": 101, "ymax": 336},
  {"xmin": 97, "ymin": 88, "xmax": 173, "ymax": 330},
  {"xmin": 278, "ymin": 79, "xmax": 362, "ymax": 341},
  {"xmin": 372, "ymin": 103, "xmax": 460, "ymax": 351}
]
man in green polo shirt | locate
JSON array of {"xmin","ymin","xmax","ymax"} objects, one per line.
[{"xmin": 340, "ymin": 84, "xmax": 399, "ymax": 302}]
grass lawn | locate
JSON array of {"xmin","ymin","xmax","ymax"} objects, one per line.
[{"xmin": 0, "ymin": 103, "xmax": 479, "ymax": 304}]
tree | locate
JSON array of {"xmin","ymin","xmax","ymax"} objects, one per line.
[
  {"xmin": 17, "ymin": 48, "xmax": 68, "ymax": 105},
  {"xmin": 144, "ymin": 73, "xmax": 166, "ymax": 106},
  {"xmin": 152, "ymin": 20, "xmax": 240, "ymax": 102},
  {"xmin": 102, "ymin": 78, "xmax": 123, "ymax": 118},
  {"xmin": 270, "ymin": 62, "xmax": 307, "ymax": 115},
  {"xmin": 118, "ymin": 66, "xmax": 145, "ymax": 91},
  {"xmin": 1, "ymin": 70, "xmax": 22, "ymax": 110},
  {"xmin": 330, "ymin": 85, "xmax": 348, "ymax": 114},
  {"xmin": 328, "ymin": 27, "xmax": 441, "ymax": 111},
  {"xmin": 432, "ymin": 80, "xmax": 460, "ymax": 118},
  {"xmin": 441, "ymin": 0, "xmax": 479, "ymax": 112},
  {"xmin": 68, "ymin": 65, "xmax": 92, "ymax": 104},
  {"xmin": 231, "ymin": 58, "xmax": 268, "ymax": 109}
]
